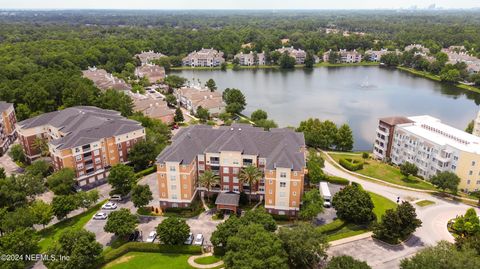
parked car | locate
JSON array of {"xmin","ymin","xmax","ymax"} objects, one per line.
[
  {"xmin": 102, "ymin": 202, "xmax": 118, "ymax": 210},
  {"xmin": 93, "ymin": 212, "xmax": 108, "ymax": 220},
  {"xmin": 110, "ymin": 194, "xmax": 122, "ymax": 201},
  {"xmin": 146, "ymin": 231, "xmax": 157, "ymax": 243},
  {"xmin": 193, "ymin": 234, "xmax": 204, "ymax": 246},
  {"xmin": 129, "ymin": 230, "xmax": 142, "ymax": 242},
  {"xmin": 184, "ymin": 232, "xmax": 194, "ymax": 245}
]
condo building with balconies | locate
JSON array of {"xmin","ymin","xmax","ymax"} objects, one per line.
[
  {"xmin": 156, "ymin": 124, "xmax": 307, "ymax": 216},
  {"xmin": 182, "ymin": 48, "xmax": 225, "ymax": 67},
  {"xmin": 16, "ymin": 106, "xmax": 145, "ymax": 188},
  {"xmin": 0, "ymin": 102, "xmax": 17, "ymax": 156},
  {"xmin": 374, "ymin": 115, "xmax": 480, "ymax": 192}
]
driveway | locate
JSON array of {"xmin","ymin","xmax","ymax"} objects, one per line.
[
  {"xmin": 314, "ymin": 182, "xmax": 343, "ymax": 225},
  {"xmin": 322, "ymin": 156, "xmax": 477, "ymax": 268},
  {"xmin": 0, "ymin": 144, "xmax": 21, "ymax": 176}
]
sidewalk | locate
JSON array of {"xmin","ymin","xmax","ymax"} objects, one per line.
[
  {"xmin": 187, "ymin": 253, "xmax": 224, "ymax": 269},
  {"xmin": 329, "ymin": 232, "xmax": 373, "ymax": 247}
]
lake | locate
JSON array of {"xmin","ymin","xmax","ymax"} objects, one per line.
[{"xmin": 172, "ymin": 66, "xmax": 480, "ymax": 151}]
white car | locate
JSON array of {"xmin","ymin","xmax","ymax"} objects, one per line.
[
  {"xmin": 193, "ymin": 234, "xmax": 204, "ymax": 246},
  {"xmin": 184, "ymin": 232, "xmax": 194, "ymax": 245},
  {"xmin": 110, "ymin": 194, "xmax": 122, "ymax": 201},
  {"xmin": 146, "ymin": 231, "xmax": 157, "ymax": 243},
  {"xmin": 93, "ymin": 212, "xmax": 108, "ymax": 220},
  {"xmin": 102, "ymin": 202, "xmax": 117, "ymax": 210}
]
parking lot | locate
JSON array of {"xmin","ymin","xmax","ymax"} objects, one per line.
[{"xmin": 314, "ymin": 182, "xmax": 344, "ymax": 226}]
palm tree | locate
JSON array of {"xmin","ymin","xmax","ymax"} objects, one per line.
[
  {"xmin": 198, "ymin": 170, "xmax": 220, "ymax": 201},
  {"xmin": 239, "ymin": 165, "xmax": 263, "ymax": 204},
  {"xmin": 33, "ymin": 137, "xmax": 49, "ymax": 157}
]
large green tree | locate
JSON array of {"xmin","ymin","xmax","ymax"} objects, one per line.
[
  {"xmin": 198, "ymin": 170, "xmax": 220, "ymax": 201},
  {"xmin": 104, "ymin": 208, "xmax": 138, "ymax": 237},
  {"xmin": 96, "ymin": 89, "xmax": 134, "ymax": 117},
  {"xmin": 128, "ymin": 140, "xmax": 157, "ymax": 171},
  {"xmin": 326, "ymin": 256, "xmax": 371, "ymax": 269},
  {"xmin": 430, "ymin": 171, "xmax": 461, "ymax": 193},
  {"xmin": 47, "ymin": 168, "xmax": 76, "ymax": 195},
  {"xmin": 0, "ymin": 228, "xmax": 40, "ymax": 269},
  {"xmin": 299, "ymin": 189, "xmax": 324, "ymax": 220},
  {"xmin": 336, "ymin": 124, "xmax": 354, "ymax": 151},
  {"xmin": 51, "ymin": 195, "xmax": 79, "ymax": 220},
  {"xmin": 107, "ymin": 164, "xmax": 136, "ymax": 196},
  {"xmin": 400, "ymin": 162, "xmax": 419, "ymax": 179},
  {"xmin": 332, "ymin": 184, "xmax": 375, "ymax": 224},
  {"xmin": 156, "ymin": 217, "xmax": 190, "ymax": 245},
  {"xmin": 373, "ymin": 201, "xmax": 421, "ymax": 243},
  {"xmin": 239, "ymin": 165, "xmax": 263, "ymax": 204},
  {"xmin": 222, "ymin": 88, "xmax": 246, "ymax": 114},
  {"xmin": 131, "ymin": 184, "xmax": 153, "ymax": 208}
]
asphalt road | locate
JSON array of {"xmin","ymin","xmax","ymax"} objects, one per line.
[{"xmin": 323, "ymin": 158, "xmax": 477, "ymax": 268}]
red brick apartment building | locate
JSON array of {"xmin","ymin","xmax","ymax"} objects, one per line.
[
  {"xmin": 0, "ymin": 101, "xmax": 17, "ymax": 156},
  {"xmin": 16, "ymin": 106, "xmax": 145, "ymax": 188}
]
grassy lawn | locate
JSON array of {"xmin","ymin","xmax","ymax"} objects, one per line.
[
  {"xmin": 328, "ymin": 152, "xmax": 436, "ymax": 191},
  {"xmin": 325, "ymin": 224, "xmax": 369, "ymax": 242},
  {"xmin": 194, "ymin": 255, "xmax": 222, "ymax": 265},
  {"xmin": 38, "ymin": 200, "xmax": 106, "ymax": 252},
  {"xmin": 103, "ymin": 252, "xmax": 194, "ymax": 269},
  {"xmin": 368, "ymin": 191, "xmax": 397, "ymax": 220},
  {"xmin": 416, "ymin": 200, "xmax": 436, "ymax": 207}
]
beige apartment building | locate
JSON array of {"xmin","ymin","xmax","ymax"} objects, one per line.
[
  {"xmin": 16, "ymin": 106, "xmax": 145, "ymax": 188},
  {"xmin": 182, "ymin": 48, "xmax": 225, "ymax": 67},
  {"xmin": 0, "ymin": 102, "xmax": 17, "ymax": 156},
  {"xmin": 156, "ymin": 124, "xmax": 307, "ymax": 216}
]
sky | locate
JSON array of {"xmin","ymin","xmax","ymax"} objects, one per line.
[{"xmin": 0, "ymin": 0, "xmax": 479, "ymax": 10}]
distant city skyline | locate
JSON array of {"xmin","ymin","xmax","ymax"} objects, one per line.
[{"xmin": 0, "ymin": 0, "xmax": 479, "ymax": 10}]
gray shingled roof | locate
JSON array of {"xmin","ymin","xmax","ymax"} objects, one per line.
[
  {"xmin": 17, "ymin": 106, "xmax": 144, "ymax": 150},
  {"xmin": 215, "ymin": 192, "xmax": 240, "ymax": 206},
  {"xmin": 156, "ymin": 124, "xmax": 306, "ymax": 170},
  {"xmin": 0, "ymin": 101, "xmax": 13, "ymax": 112}
]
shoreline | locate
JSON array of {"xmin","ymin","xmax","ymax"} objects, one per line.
[{"xmin": 170, "ymin": 61, "xmax": 380, "ymax": 71}]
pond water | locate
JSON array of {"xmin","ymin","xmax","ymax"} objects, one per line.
[{"xmin": 172, "ymin": 66, "xmax": 480, "ymax": 150}]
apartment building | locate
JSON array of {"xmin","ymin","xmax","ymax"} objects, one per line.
[
  {"xmin": 134, "ymin": 64, "xmax": 166, "ymax": 84},
  {"xmin": 82, "ymin": 67, "xmax": 132, "ymax": 92},
  {"xmin": 182, "ymin": 48, "xmax": 225, "ymax": 67},
  {"xmin": 0, "ymin": 102, "xmax": 17, "ymax": 156},
  {"xmin": 156, "ymin": 124, "xmax": 307, "ymax": 216},
  {"xmin": 133, "ymin": 98, "xmax": 175, "ymax": 125},
  {"xmin": 174, "ymin": 86, "xmax": 225, "ymax": 116},
  {"xmin": 441, "ymin": 47, "xmax": 480, "ymax": 74},
  {"xmin": 404, "ymin": 44, "xmax": 430, "ymax": 54},
  {"xmin": 365, "ymin": 49, "xmax": 389, "ymax": 62},
  {"xmin": 276, "ymin": 46, "xmax": 307, "ymax": 64},
  {"xmin": 16, "ymin": 106, "xmax": 145, "ymax": 188},
  {"xmin": 135, "ymin": 50, "xmax": 167, "ymax": 65},
  {"xmin": 234, "ymin": 51, "xmax": 266, "ymax": 66},
  {"xmin": 323, "ymin": 49, "xmax": 362, "ymax": 63},
  {"xmin": 374, "ymin": 115, "xmax": 480, "ymax": 192}
]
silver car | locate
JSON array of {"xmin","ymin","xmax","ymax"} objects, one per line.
[
  {"xmin": 102, "ymin": 202, "xmax": 118, "ymax": 210},
  {"xmin": 93, "ymin": 212, "xmax": 107, "ymax": 220}
]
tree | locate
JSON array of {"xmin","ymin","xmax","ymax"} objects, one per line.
[
  {"xmin": 278, "ymin": 223, "xmax": 328, "ymax": 268},
  {"xmin": 164, "ymin": 75, "xmax": 187, "ymax": 90},
  {"xmin": 220, "ymin": 62, "xmax": 228, "ymax": 71},
  {"xmin": 452, "ymin": 208, "xmax": 480, "ymax": 237},
  {"xmin": 128, "ymin": 140, "xmax": 157, "ymax": 171},
  {"xmin": 250, "ymin": 109, "xmax": 268, "ymax": 122},
  {"xmin": 362, "ymin": 152, "xmax": 369, "ymax": 160},
  {"xmin": 32, "ymin": 137, "xmax": 49, "ymax": 157},
  {"xmin": 430, "ymin": 171, "xmax": 461, "ymax": 193},
  {"xmin": 239, "ymin": 165, "xmax": 263, "ymax": 204},
  {"xmin": 44, "ymin": 228, "xmax": 102, "ymax": 269},
  {"xmin": 131, "ymin": 184, "xmax": 153, "ymax": 208},
  {"xmin": 222, "ymin": 88, "xmax": 246, "ymax": 114},
  {"xmin": 77, "ymin": 190, "xmax": 100, "ymax": 210},
  {"xmin": 307, "ymin": 150, "xmax": 327, "ymax": 184},
  {"xmin": 196, "ymin": 106, "xmax": 210, "ymax": 122},
  {"xmin": 299, "ymin": 189, "xmax": 324, "ymax": 220},
  {"xmin": 326, "ymin": 256, "xmax": 371, "ymax": 269},
  {"xmin": 336, "ymin": 124, "xmax": 354, "ymax": 151},
  {"xmin": 205, "ymin": 78, "xmax": 217, "ymax": 92},
  {"xmin": 108, "ymin": 164, "xmax": 136, "ymax": 196},
  {"xmin": 254, "ymin": 119, "xmax": 278, "ymax": 130},
  {"xmin": 297, "ymin": 118, "xmax": 340, "ymax": 150},
  {"xmin": 400, "ymin": 241, "xmax": 480, "ymax": 269},
  {"xmin": 0, "ymin": 167, "xmax": 5, "ymax": 179},
  {"xmin": 373, "ymin": 202, "xmax": 422, "ymax": 243},
  {"xmin": 328, "ymin": 51, "xmax": 340, "ymax": 64},
  {"xmin": 332, "ymin": 184, "xmax": 375, "ymax": 224},
  {"xmin": 241, "ymin": 208, "xmax": 277, "ymax": 232},
  {"xmin": 30, "ymin": 200, "xmax": 53, "ymax": 227},
  {"xmin": 400, "ymin": 162, "xmax": 419, "ymax": 179},
  {"xmin": 26, "ymin": 159, "xmax": 51, "ymax": 177},
  {"xmin": 165, "ymin": 94, "xmax": 177, "ymax": 106},
  {"xmin": 8, "ymin": 144, "xmax": 26, "ymax": 164},
  {"xmin": 47, "ymin": 168, "xmax": 76, "ymax": 195},
  {"xmin": 211, "ymin": 216, "xmax": 242, "ymax": 255},
  {"xmin": 279, "ymin": 51, "xmax": 296, "ymax": 69},
  {"xmin": 304, "ymin": 51, "xmax": 315, "ymax": 68},
  {"xmin": 104, "ymin": 208, "xmax": 138, "ymax": 237},
  {"xmin": 224, "ymin": 224, "xmax": 288, "ymax": 269},
  {"xmin": 466, "ymin": 120, "xmax": 474, "ymax": 134},
  {"xmin": 198, "ymin": 170, "xmax": 220, "ymax": 201},
  {"xmin": 51, "ymin": 195, "xmax": 79, "ymax": 220},
  {"xmin": 0, "ymin": 228, "xmax": 40, "ymax": 269},
  {"xmin": 440, "ymin": 68, "xmax": 461, "ymax": 83},
  {"xmin": 174, "ymin": 107, "xmax": 184, "ymax": 122},
  {"xmin": 97, "ymin": 89, "xmax": 134, "ymax": 117},
  {"xmin": 156, "ymin": 217, "xmax": 190, "ymax": 245}
]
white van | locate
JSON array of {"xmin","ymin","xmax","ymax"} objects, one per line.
[{"xmin": 320, "ymin": 182, "xmax": 332, "ymax": 207}]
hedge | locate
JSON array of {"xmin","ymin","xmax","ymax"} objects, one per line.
[
  {"xmin": 135, "ymin": 166, "xmax": 157, "ymax": 178},
  {"xmin": 339, "ymin": 158, "xmax": 364, "ymax": 171},
  {"xmin": 100, "ymin": 242, "xmax": 202, "ymax": 265},
  {"xmin": 326, "ymin": 176, "xmax": 350, "ymax": 185}
]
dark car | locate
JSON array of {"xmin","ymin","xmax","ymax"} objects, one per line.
[{"xmin": 129, "ymin": 230, "xmax": 142, "ymax": 242}]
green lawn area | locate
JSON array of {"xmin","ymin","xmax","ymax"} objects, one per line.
[
  {"xmin": 194, "ymin": 255, "xmax": 222, "ymax": 265},
  {"xmin": 416, "ymin": 200, "xmax": 436, "ymax": 207},
  {"xmin": 328, "ymin": 152, "xmax": 436, "ymax": 191},
  {"xmin": 38, "ymin": 200, "xmax": 106, "ymax": 252},
  {"xmin": 368, "ymin": 191, "xmax": 397, "ymax": 220},
  {"xmin": 103, "ymin": 252, "xmax": 194, "ymax": 269},
  {"xmin": 325, "ymin": 223, "xmax": 369, "ymax": 242}
]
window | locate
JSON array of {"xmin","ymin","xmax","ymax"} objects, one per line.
[
  {"xmin": 269, "ymin": 179, "xmax": 273, "ymax": 184},
  {"xmin": 223, "ymin": 176, "xmax": 230, "ymax": 183},
  {"xmin": 75, "ymin": 155, "xmax": 82, "ymax": 161},
  {"xmin": 183, "ymin": 194, "xmax": 187, "ymax": 198},
  {"xmin": 223, "ymin": 167, "xmax": 229, "ymax": 173},
  {"xmin": 233, "ymin": 160, "xmax": 239, "ymax": 165},
  {"xmin": 280, "ymin": 172, "xmax": 287, "ymax": 178},
  {"xmin": 182, "ymin": 175, "xmax": 187, "ymax": 179},
  {"xmin": 170, "ymin": 166, "xmax": 176, "ymax": 171},
  {"xmin": 94, "ymin": 149, "xmax": 99, "ymax": 155},
  {"xmin": 292, "ymin": 201, "xmax": 296, "ymax": 206},
  {"xmin": 467, "ymin": 180, "xmax": 471, "ymax": 185},
  {"xmin": 161, "ymin": 174, "xmax": 165, "ymax": 178},
  {"xmin": 183, "ymin": 184, "xmax": 187, "ymax": 189},
  {"xmin": 293, "ymin": 191, "xmax": 297, "ymax": 196},
  {"xmin": 76, "ymin": 163, "xmax": 84, "ymax": 169},
  {"xmin": 172, "ymin": 194, "xmax": 177, "ymax": 199},
  {"xmin": 233, "ymin": 187, "xmax": 239, "ymax": 192},
  {"xmin": 476, "ymin": 180, "xmax": 480, "ymax": 185},
  {"xmin": 470, "ymin": 171, "xmax": 473, "ymax": 176},
  {"xmin": 473, "ymin": 161, "xmax": 477, "ymax": 166},
  {"xmin": 170, "ymin": 175, "xmax": 176, "ymax": 181},
  {"xmin": 161, "ymin": 192, "xmax": 166, "ymax": 197},
  {"xmin": 268, "ymin": 199, "xmax": 272, "ymax": 204},
  {"xmin": 293, "ymin": 171, "xmax": 298, "ymax": 176},
  {"xmin": 233, "ymin": 168, "xmax": 239, "ymax": 174},
  {"xmin": 279, "ymin": 192, "xmax": 286, "ymax": 197},
  {"xmin": 171, "ymin": 185, "xmax": 177, "ymax": 190},
  {"xmin": 95, "ymin": 158, "xmax": 101, "ymax": 164},
  {"xmin": 269, "ymin": 189, "xmax": 273, "ymax": 194},
  {"xmin": 280, "ymin": 182, "xmax": 286, "ymax": 188},
  {"xmin": 233, "ymin": 177, "xmax": 239, "ymax": 183}
]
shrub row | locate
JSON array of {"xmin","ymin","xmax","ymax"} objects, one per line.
[
  {"xmin": 272, "ymin": 214, "xmax": 291, "ymax": 221},
  {"xmin": 100, "ymin": 242, "xmax": 202, "ymax": 265},
  {"xmin": 339, "ymin": 158, "xmax": 364, "ymax": 171},
  {"xmin": 135, "ymin": 166, "xmax": 157, "ymax": 178},
  {"xmin": 326, "ymin": 176, "xmax": 350, "ymax": 185}
]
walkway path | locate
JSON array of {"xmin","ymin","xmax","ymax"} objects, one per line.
[
  {"xmin": 322, "ymin": 152, "xmax": 478, "ymax": 268},
  {"xmin": 187, "ymin": 253, "xmax": 224, "ymax": 269}
]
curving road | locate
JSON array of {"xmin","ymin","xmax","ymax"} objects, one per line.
[{"xmin": 323, "ymin": 157, "xmax": 478, "ymax": 268}]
